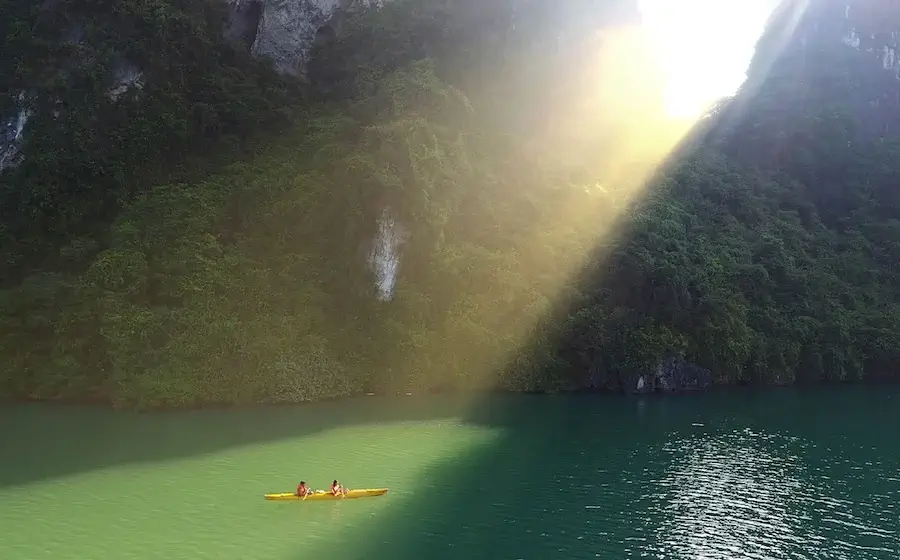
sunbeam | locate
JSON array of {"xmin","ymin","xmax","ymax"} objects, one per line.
[
  {"xmin": 640, "ymin": 0, "xmax": 781, "ymax": 118},
  {"xmin": 375, "ymin": 2, "xmax": 784, "ymax": 401}
]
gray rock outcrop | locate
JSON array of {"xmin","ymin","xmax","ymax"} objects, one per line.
[
  {"xmin": 224, "ymin": 0, "xmax": 384, "ymax": 77},
  {"xmin": 0, "ymin": 93, "xmax": 30, "ymax": 173},
  {"xmin": 634, "ymin": 357, "xmax": 713, "ymax": 394}
]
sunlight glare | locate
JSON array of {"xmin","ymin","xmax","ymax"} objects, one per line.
[
  {"xmin": 376, "ymin": 3, "xmax": 785, "ymax": 405},
  {"xmin": 639, "ymin": 0, "xmax": 778, "ymax": 118}
]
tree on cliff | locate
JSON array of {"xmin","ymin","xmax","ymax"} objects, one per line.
[{"xmin": 2, "ymin": 0, "xmax": 900, "ymax": 407}]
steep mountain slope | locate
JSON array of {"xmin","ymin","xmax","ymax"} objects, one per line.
[
  {"xmin": 691, "ymin": 0, "xmax": 900, "ymax": 379},
  {"xmin": 2, "ymin": 0, "xmax": 900, "ymax": 408},
  {"xmin": 717, "ymin": 0, "xmax": 900, "ymax": 164},
  {"xmin": 0, "ymin": 0, "xmax": 297, "ymax": 284}
]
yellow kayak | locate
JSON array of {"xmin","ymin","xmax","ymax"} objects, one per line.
[{"xmin": 264, "ymin": 488, "xmax": 388, "ymax": 501}]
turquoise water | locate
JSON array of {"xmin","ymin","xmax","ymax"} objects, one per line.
[{"xmin": 1, "ymin": 387, "xmax": 898, "ymax": 559}]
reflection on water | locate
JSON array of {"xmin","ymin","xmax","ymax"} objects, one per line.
[
  {"xmin": 649, "ymin": 428, "xmax": 898, "ymax": 560},
  {"xmin": 651, "ymin": 429, "xmax": 817, "ymax": 558},
  {"xmin": 1, "ymin": 391, "xmax": 898, "ymax": 560}
]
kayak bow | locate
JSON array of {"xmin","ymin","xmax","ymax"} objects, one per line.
[{"xmin": 264, "ymin": 488, "xmax": 389, "ymax": 501}]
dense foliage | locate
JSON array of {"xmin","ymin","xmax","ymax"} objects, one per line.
[
  {"xmin": 2, "ymin": 0, "xmax": 899, "ymax": 408},
  {"xmin": 0, "ymin": 0, "xmax": 295, "ymax": 283}
]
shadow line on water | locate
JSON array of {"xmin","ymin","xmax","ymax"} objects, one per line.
[
  {"xmin": 0, "ymin": 395, "xmax": 477, "ymax": 490},
  {"xmin": 2, "ymin": 383, "xmax": 892, "ymax": 494},
  {"xmin": 290, "ymin": 394, "xmax": 684, "ymax": 560},
  {"xmin": 287, "ymin": 386, "xmax": 900, "ymax": 560}
]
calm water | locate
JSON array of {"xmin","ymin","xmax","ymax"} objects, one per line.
[{"xmin": 0, "ymin": 388, "xmax": 898, "ymax": 559}]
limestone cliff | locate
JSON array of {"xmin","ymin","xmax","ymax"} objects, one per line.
[
  {"xmin": 1, "ymin": 0, "xmax": 371, "ymax": 174},
  {"xmin": 0, "ymin": 93, "xmax": 28, "ymax": 173},
  {"xmin": 717, "ymin": 0, "xmax": 900, "ymax": 160},
  {"xmin": 225, "ymin": 0, "xmax": 384, "ymax": 77}
]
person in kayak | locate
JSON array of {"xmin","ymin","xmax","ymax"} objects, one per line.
[
  {"xmin": 330, "ymin": 480, "xmax": 346, "ymax": 496},
  {"xmin": 296, "ymin": 481, "xmax": 310, "ymax": 497}
]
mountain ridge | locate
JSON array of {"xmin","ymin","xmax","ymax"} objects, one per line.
[{"xmin": 2, "ymin": 0, "xmax": 900, "ymax": 408}]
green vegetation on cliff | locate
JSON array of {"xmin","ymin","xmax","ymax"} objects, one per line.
[
  {"xmin": 2, "ymin": 0, "xmax": 899, "ymax": 407},
  {"xmin": 0, "ymin": 0, "xmax": 295, "ymax": 282}
]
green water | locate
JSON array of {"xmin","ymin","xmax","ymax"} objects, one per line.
[{"xmin": 1, "ymin": 388, "xmax": 898, "ymax": 559}]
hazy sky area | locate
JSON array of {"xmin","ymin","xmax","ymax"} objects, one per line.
[{"xmin": 639, "ymin": 0, "xmax": 781, "ymax": 117}]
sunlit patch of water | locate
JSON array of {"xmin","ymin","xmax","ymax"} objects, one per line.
[{"xmin": 646, "ymin": 429, "xmax": 898, "ymax": 559}]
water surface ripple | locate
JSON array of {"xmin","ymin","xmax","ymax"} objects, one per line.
[
  {"xmin": 0, "ymin": 389, "xmax": 897, "ymax": 559},
  {"xmin": 642, "ymin": 428, "xmax": 897, "ymax": 559}
]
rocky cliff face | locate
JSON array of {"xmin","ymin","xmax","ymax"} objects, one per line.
[
  {"xmin": 181, "ymin": 0, "xmax": 412, "ymax": 300},
  {"xmin": 226, "ymin": 0, "xmax": 383, "ymax": 77},
  {"xmin": 9, "ymin": 1, "xmax": 900, "ymax": 182},
  {"xmin": 0, "ymin": 94, "xmax": 29, "ymax": 173},
  {"xmin": 0, "ymin": 0, "xmax": 386, "ymax": 174},
  {"xmin": 716, "ymin": 0, "xmax": 900, "ymax": 160}
]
